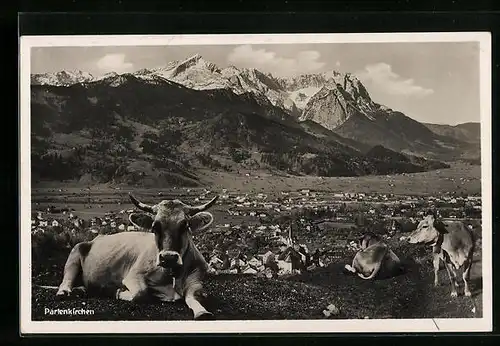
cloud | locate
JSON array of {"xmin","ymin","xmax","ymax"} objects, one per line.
[
  {"xmin": 335, "ymin": 61, "xmax": 341, "ymax": 67},
  {"xmin": 227, "ymin": 45, "xmax": 325, "ymax": 77},
  {"xmin": 96, "ymin": 53, "xmax": 134, "ymax": 73},
  {"xmin": 356, "ymin": 62, "xmax": 434, "ymax": 97}
]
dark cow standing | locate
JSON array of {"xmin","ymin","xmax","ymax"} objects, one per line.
[
  {"xmin": 56, "ymin": 193, "xmax": 219, "ymax": 320},
  {"xmin": 406, "ymin": 210, "xmax": 475, "ymax": 297}
]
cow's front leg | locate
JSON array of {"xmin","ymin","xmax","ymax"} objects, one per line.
[
  {"xmin": 116, "ymin": 273, "xmax": 148, "ymax": 302},
  {"xmin": 344, "ymin": 253, "xmax": 361, "ymax": 275},
  {"xmin": 57, "ymin": 242, "xmax": 88, "ymax": 297},
  {"xmin": 442, "ymin": 260, "xmax": 459, "ymax": 297},
  {"xmin": 462, "ymin": 257, "xmax": 473, "ymax": 297},
  {"xmin": 344, "ymin": 264, "xmax": 356, "ymax": 274},
  {"xmin": 185, "ymin": 290, "xmax": 213, "ymax": 320},
  {"xmin": 183, "ymin": 275, "xmax": 213, "ymax": 320}
]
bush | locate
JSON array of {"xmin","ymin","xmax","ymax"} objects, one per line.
[
  {"xmin": 31, "ymin": 151, "xmax": 84, "ymax": 181},
  {"xmin": 32, "ymin": 227, "xmax": 93, "ymax": 257},
  {"xmin": 195, "ymin": 153, "xmax": 223, "ymax": 170},
  {"xmin": 229, "ymin": 147, "xmax": 251, "ymax": 163},
  {"xmin": 31, "ymin": 227, "xmax": 95, "ymax": 276},
  {"xmin": 31, "ymin": 216, "xmax": 128, "ymax": 277}
]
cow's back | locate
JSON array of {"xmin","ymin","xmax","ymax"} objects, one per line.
[
  {"xmin": 441, "ymin": 221, "xmax": 474, "ymax": 269},
  {"xmin": 81, "ymin": 232, "xmax": 158, "ymax": 291}
]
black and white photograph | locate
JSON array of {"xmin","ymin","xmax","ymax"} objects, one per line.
[{"xmin": 20, "ymin": 33, "xmax": 492, "ymax": 333}]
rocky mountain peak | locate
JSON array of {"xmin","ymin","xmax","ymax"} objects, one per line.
[
  {"xmin": 170, "ymin": 54, "xmax": 220, "ymax": 77},
  {"xmin": 31, "ymin": 69, "xmax": 95, "ymax": 86},
  {"xmin": 298, "ymin": 84, "xmax": 358, "ymax": 130},
  {"xmin": 29, "ymin": 54, "xmax": 475, "ymax": 166}
]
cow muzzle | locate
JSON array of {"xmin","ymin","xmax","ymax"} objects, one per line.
[
  {"xmin": 157, "ymin": 251, "xmax": 183, "ymax": 273},
  {"xmin": 406, "ymin": 234, "xmax": 428, "ymax": 245}
]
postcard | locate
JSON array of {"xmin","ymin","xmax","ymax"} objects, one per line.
[{"xmin": 20, "ymin": 32, "xmax": 492, "ymax": 334}]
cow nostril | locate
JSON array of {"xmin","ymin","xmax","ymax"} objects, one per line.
[{"xmin": 159, "ymin": 253, "xmax": 179, "ymax": 265}]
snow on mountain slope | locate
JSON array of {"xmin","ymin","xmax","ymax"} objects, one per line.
[
  {"xmin": 29, "ymin": 54, "xmax": 473, "ymax": 160},
  {"xmin": 288, "ymin": 87, "xmax": 322, "ymax": 110}
]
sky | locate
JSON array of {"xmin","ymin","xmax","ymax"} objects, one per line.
[{"xmin": 31, "ymin": 42, "xmax": 481, "ymax": 126}]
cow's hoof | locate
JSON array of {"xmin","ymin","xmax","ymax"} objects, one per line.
[
  {"xmin": 194, "ymin": 311, "xmax": 214, "ymax": 320},
  {"xmin": 343, "ymin": 265, "xmax": 355, "ymax": 274},
  {"xmin": 56, "ymin": 288, "xmax": 72, "ymax": 299},
  {"xmin": 465, "ymin": 290, "xmax": 472, "ymax": 297},
  {"xmin": 450, "ymin": 291, "xmax": 458, "ymax": 298},
  {"xmin": 115, "ymin": 288, "xmax": 124, "ymax": 299}
]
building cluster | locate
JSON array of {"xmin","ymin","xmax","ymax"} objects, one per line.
[
  {"xmin": 31, "ymin": 189, "xmax": 482, "ymax": 277},
  {"xmin": 201, "ymin": 226, "xmax": 328, "ymax": 277},
  {"xmin": 31, "ymin": 208, "xmax": 133, "ymax": 236}
]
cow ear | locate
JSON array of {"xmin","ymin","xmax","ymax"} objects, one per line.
[
  {"xmin": 357, "ymin": 235, "xmax": 365, "ymax": 246},
  {"xmin": 129, "ymin": 213, "xmax": 154, "ymax": 232},
  {"xmin": 433, "ymin": 220, "xmax": 449, "ymax": 234},
  {"xmin": 188, "ymin": 212, "xmax": 214, "ymax": 232},
  {"xmin": 425, "ymin": 209, "xmax": 436, "ymax": 217}
]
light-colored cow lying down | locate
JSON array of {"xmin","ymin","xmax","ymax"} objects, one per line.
[
  {"xmin": 344, "ymin": 233, "xmax": 404, "ymax": 280},
  {"xmin": 55, "ymin": 193, "xmax": 219, "ymax": 320},
  {"xmin": 406, "ymin": 211, "xmax": 475, "ymax": 297}
]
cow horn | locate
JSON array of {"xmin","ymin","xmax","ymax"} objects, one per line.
[
  {"xmin": 186, "ymin": 195, "xmax": 219, "ymax": 215},
  {"xmin": 129, "ymin": 193, "xmax": 156, "ymax": 214}
]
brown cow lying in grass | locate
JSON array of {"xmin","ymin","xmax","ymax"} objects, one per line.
[
  {"xmin": 344, "ymin": 233, "xmax": 405, "ymax": 280},
  {"xmin": 54, "ymin": 193, "xmax": 219, "ymax": 320}
]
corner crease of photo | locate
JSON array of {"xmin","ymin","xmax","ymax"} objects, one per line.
[{"xmin": 19, "ymin": 32, "xmax": 492, "ymax": 334}]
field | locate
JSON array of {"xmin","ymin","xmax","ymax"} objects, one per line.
[{"xmin": 29, "ymin": 163, "xmax": 483, "ymax": 321}]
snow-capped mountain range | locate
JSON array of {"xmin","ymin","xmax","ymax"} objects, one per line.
[
  {"xmin": 31, "ymin": 54, "xmax": 381, "ymax": 126},
  {"xmin": 30, "ymin": 54, "xmax": 479, "ymax": 161},
  {"xmin": 31, "ymin": 70, "xmax": 95, "ymax": 86}
]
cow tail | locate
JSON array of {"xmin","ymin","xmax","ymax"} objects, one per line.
[
  {"xmin": 34, "ymin": 284, "xmax": 59, "ymax": 290},
  {"xmin": 357, "ymin": 246, "xmax": 388, "ymax": 280},
  {"xmin": 469, "ymin": 226, "xmax": 476, "ymax": 259},
  {"xmin": 467, "ymin": 225, "xmax": 477, "ymax": 317}
]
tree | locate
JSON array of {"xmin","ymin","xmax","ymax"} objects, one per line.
[{"xmin": 354, "ymin": 212, "xmax": 367, "ymax": 227}]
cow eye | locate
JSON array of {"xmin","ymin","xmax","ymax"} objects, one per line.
[
  {"xmin": 152, "ymin": 221, "xmax": 162, "ymax": 234},
  {"xmin": 180, "ymin": 219, "xmax": 189, "ymax": 231}
]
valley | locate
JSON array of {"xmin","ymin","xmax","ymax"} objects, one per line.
[{"xmin": 30, "ymin": 164, "xmax": 483, "ymax": 320}]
